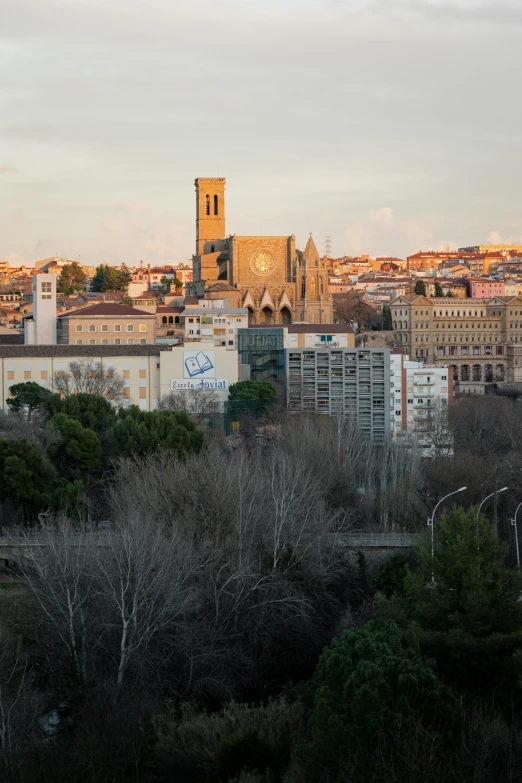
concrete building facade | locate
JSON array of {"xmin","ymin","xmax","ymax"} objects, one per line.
[
  {"xmin": 24, "ymin": 273, "xmax": 57, "ymax": 345},
  {"xmin": 287, "ymin": 348, "xmax": 390, "ymax": 441},
  {"xmin": 56, "ymin": 304, "xmax": 156, "ymax": 345}
]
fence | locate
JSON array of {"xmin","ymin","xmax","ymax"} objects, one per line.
[{"xmin": 344, "ymin": 532, "xmax": 419, "ymax": 548}]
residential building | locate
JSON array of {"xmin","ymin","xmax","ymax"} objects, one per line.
[
  {"xmin": 0, "ymin": 344, "xmax": 238, "ymax": 411},
  {"xmin": 390, "ymin": 351, "xmax": 453, "ymax": 456},
  {"xmin": 459, "ymin": 245, "xmax": 522, "ymax": 254},
  {"xmin": 181, "ymin": 300, "xmax": 249, "ymax": 349},
  {"xmin": 287, "ymin": 348, "xmax": 390, "ymax": 441},
  {"xmin": 286, "ymin": 323, "xmax": 355, "ymax": 349},
  {"xmin": 56, "ymin": 303, "xmax": 156, "ymax": 345},
  {"xmin": 468, "ymin": 279, "xmax": 505, "ymax": 299},
  {"xmin": 390, "ymin": 294, "xmax": 522, "ymax": 390}
]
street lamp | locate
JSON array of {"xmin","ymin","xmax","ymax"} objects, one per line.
[
  {"xmin": 476, "ymin": 487, "xmax": 508, "ymax": 523},
  {"xmin": 427, "ymin": 486, "xmax": 467, "ymax": 581},
  {"xmin": 511, "ymin": 501, "xmax": 522, "ymax": 568}
]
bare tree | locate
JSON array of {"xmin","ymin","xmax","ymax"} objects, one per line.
[
  {"xmin": 157, "ymin": 387, "xmax": 220, "ymax": 424},
  {"xmin": 0, "ymin": 626, "xmax": 37, "ymax": 775},
  {"xmin": 52, "ymin": 360, "xmax": 125, "ymax": 405}
]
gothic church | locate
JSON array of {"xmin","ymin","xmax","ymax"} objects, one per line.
[{"xmin": 189, "ymin": 178, "xmax": 333, "ymax": 324}]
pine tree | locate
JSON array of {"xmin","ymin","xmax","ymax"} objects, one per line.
[{"xmin": 414, "ymin": 279, "xmax": 427, "ymax": 296}]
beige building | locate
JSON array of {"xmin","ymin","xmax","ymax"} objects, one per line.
[
  {"xmin": 57, "ymin": 303, "xmax": 156, "ymax": 345},
  {"xmin": 390, "ymin": 294, "xmax": 522, "ymax": 389},
  {"xmin": 0, "ymin": 344, "xmax": 239, "ymax": 412},
  {"xmin": 189, "ymin": 177, "xmax": 333, "ymax": 325},
  {"xmin": 286, "ymin": 324, "xmax": 355, "ymax": 349}
]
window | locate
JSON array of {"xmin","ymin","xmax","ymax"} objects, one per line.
[
  {"xmin": 115, "ymin": 338, "xmax": 121, "ymax": 345},
  {"xmin": 89, "ymin": 339, "xmax": 95, "ymax": 345},
  {"xmin": 101, "ymin": 325, "xmax": 108, "ymax": 332},
  {"xmin": 41, "ymin": 370, "xmax": 48, "ymax": 380},
  {"xmin": 139, "ymin": 324, "xmax": 147, "ymax": 332},
  {"xmin": 76, "ymin": 325, "xmax": 83, "ymax": 332},
  {"xmin": 114, "ymin": 325, "xmax": 121, "ymax": 332},
  {"xmin": 408, "ymin": 398, "xmax": 413, "ymax": 404},
  {"xmin": 89, "ymin": 325, "xmax": 95, "ymax": 332},
  {"xmin": 214, "ymin": 194, "xmax": 218, "ymax": 216},
  {"xmin": 139, "ymin": 337, "xmax": 147, "ymax": 345},
  {"xmin": 128, "ymin": 338, "xmax": 134, "ymax": 345},
  {"xmin": 139, "ymin": 387, "xmax": 146, "ymax": 399},
  {"xmin": 205, "ymin": 194, "xmax": 210, "ymax": 215},
  {"xmin": 41, "ymin": 281, "xmax": 52, "ymax": 299},
  {"xmin": 123, "ymin": 388, "xmax": 131, "ymax": 399},
  {"xmin": 23, "ymin": 370, "xmax": 31, "ymax": 380},
  {"xmin": 127, "ymin": 325, "xmax": 134, "ymax": 332},
  {"xmin": 102, "ymin": 339, "xmax": 108, "ymax": 345},
  {"xmin": 139, "ymin": 369, "xmax": 146, "ymax": 378},
  {"xmin": 76, "ymin": 339, "xmax": 83, "ymax": 345},
  {"xmin": 7, "ymin": 371, "xmax": 14, "ymax": 380}
]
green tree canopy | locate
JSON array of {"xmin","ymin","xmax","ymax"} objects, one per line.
[
  {"xmin": 57, "ymin": 262, "xmax": 87, "ymax": 294},
  {"xmin": 228, "ymin": 381, "xmax": 276, "ymax": 401},
  {"xmin": 382, "ymin": 305, "xmax": 393, "ymax": 330},
  {"xmin": 434, "ymin": 280, "xmax": 444, "ymax": 297},
  {"xmin": 414, "ymin": 279, "xmax": 427, "ymax": 296},
  {"xmin": 42, "ymin": 393, "xmax": 117, "ymax": 434},
  {"xmin": 91, "ymin": 264, "xmax": 131, "ymax": 292},
  {"xmin": 6, "ymin": 381, "xmax": 54, "ymax": 422},
  {"xmin": 106, "ymin": 407, "xmax": 205, "ymax": 460},
  {"xmin": 48, "ymin": 413, "xmax": 103, "ymax": 484},
  {"xmin": 0, "ymin": 437, "xmax": 55, "ymax": 520},
  {"xmin": 381, "ymin": 506, "xmax": 522, "ymax": 703},
  {"xmin": 303, "ymin": 619, "xmax": 459, "ymax": 781}
]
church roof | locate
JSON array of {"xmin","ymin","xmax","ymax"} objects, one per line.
[
  {"xmin": 205, "ymin": 282, "xmax": 237, "ymax": 292},
  {"xmin": 302, "ymin": 233, "xmax": 321, "ymax": 265}
]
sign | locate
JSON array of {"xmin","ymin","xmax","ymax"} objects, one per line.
[
  {"xmin": 237, "ymin": 328, "xmax": 284, "ymax": 351},
  {"xmin": 184, "ymin": 350, "xmax": 215, "ymax": 379},
  {"xmin": 171, "ymin": 378, "xmax": 229, "ymax": 391}
]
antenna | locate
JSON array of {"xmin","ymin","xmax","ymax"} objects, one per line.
[{"xmin": 324, "ymin": 236, "xmax": 332, "ymax": 259}]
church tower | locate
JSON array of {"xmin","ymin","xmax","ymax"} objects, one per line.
[{"xmin": 195, "ymin": 177, "xmax": 226, "ymax": 257}]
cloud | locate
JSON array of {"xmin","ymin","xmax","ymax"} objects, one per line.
[
  {"xmin": 369, "ymin": 207, "xmax": 394, "ymax": 226},
  {"xmin": 0, "ymin": 165, "xmax": 17, "ymax": 174},
  {"xmin": 101, "ymin": 218, "xmax": 124, "ymax": 235},
  {"xmin": 344, "ymin": 222, "xmax": 367, "ymax": 256}
]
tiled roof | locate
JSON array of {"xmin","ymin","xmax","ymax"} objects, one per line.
[
  {"xmin": 288, "ymin": 323, "xmax": 355, "ymax": 334},
  {"xmin": 57, "ymin": 303, "xmax": 154, "ymax": 318},
  {"xmin": 0, "ymin": 345, "xmax": 165, "ymax": 358}
]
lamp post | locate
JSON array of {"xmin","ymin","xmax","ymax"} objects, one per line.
[
  {"xmin": 511, "ymin": 501, "xmax": 522, "ymax": 568},
  {"xmin": 427, "ymin": 486, "xmax": 467, "ymax": 582},
  {"xmin": 476, "ymin": 487, "xmax": 508, "ymax": 523}
]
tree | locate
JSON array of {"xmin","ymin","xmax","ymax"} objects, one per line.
[
  {"xmin": 434, "ymin": 280, "xmax": 444, "ymax": 297},
  {"xmin": 47, "ymin": 413, "xmax": 102, "ymax": 484},
  {"xmin": 381, "ymin": 507, "xmax": 522, "ymax": 703},
  {"xmin": 332, "ymin": 291, "xmax": 380, "ymax": 330},
  {"xmin": 52, "ymin": 361, "xmax": 125, "ymax": 405},
  {"xmin": 106, "ymin": 407, "xmax": 205, "ymax": 459},
  {"xmin": 303, "ymin": 619, "xmax": 459, "ymax": 781},
  {"xmin": 0, "ymin": 437, "xmax": 55, "ymax": 521},
  {"xmin": 158, "ymin": 387, "xmax": 219, "ymax": 425},
  {"xmin": 57, "ymin": 262, "xmax": 87, "ymax": 295},
  {"xmin": 91, "ymin": 264, "xmax": 130, "ymax": 293},
  {"xmin": 42, "ymin": 392, "xmax": 117, "ymax": 434},
  {"xmin": 6, "ymin": 381, "xmax": 54, "ymax": 423},
  {"xmin": 228, "ymin": 381, "xmax": 276, "ymax": 401},
  {"xmin": 382, "ymin": 305, "xmax": 393, "ymax": 330},
  {"xmin": 414, "ymin": 279, "xmax": 427, "ymax": 296}
]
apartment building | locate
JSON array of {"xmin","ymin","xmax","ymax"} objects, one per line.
[
  {"xmin": 286, "ymin": 324, "xmax": 354, "ymax": 349},
  {"xmin": 287, "ymin": 348, "xmax": 390, "ymax": 442},
  {"xmin": 181, "ymin": 301, "xmax": 249, "ymax": 349},
  {"xmin": 468, "ymin": 279, "xmax": 505, "ymax": 298},
  {"xmin": 390, "ymin": 294, "xmax": 522, "ymax": 389},
  {"xmin": 0, "ymin": 344, "xmax": 238, "ymax": 411},
  {"xmin": 390, "ymin": 351, "xmax": 453, "ymax": 456},
  {"xmin": 57, "ymin": 304, "xmax": 156, "ymax": 345}
]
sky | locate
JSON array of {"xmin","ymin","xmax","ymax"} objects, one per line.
[{"xmin": 1, "ymin": 0, "xmax": 522, "ymax": 266}]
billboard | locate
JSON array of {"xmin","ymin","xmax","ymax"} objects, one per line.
[
  {"xmin": 184, "ymin": 350, "xmax": 215, "ymax": 379},
  {"xmin": 171, "ymin": 378, "xmax": 229, "ymax": 391}
]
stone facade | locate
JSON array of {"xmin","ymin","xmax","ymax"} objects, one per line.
[
  {"xmin": 390, "ymin": 295, "xmax": 522, "ymax": 389},
  {"xmin": 189, "ymin": 177, "xmax": 333, "ymax": 325}
]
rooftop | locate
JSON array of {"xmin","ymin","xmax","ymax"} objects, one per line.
[
  {"xmin": 0, "ymin": 345, "xmax": 166, "ymax": 358},
  {"xmin": 57, "ymin": 303, "xmax": 154, "ymax": 318}
]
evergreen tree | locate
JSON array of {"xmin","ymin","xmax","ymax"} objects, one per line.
[
  {"xmin": 381, "ymin": 506, "xmax": 522, "ymax": 703},
  {"xmin": 48, "ymin": 413, "xmax": 103, "ymax": 484},
  {"xmin": 92, "ymin": 264, "xmax": 130, "ymax": 292},
  {"xmin": 228, "ymin": 381, "xmax": 276, "ymax": 401},
  {"xmin": 6, "ymin": 381, "xmax": 54, "ymax": 422},
  {"xmin": 382, "ymin": 305, "xmax": 393, "ymax": 330},
  {"xmin": 303, "ymin": 619, "xmax": 459, "ymax": 780},
  {"xmin": 57, "ymin": 262, "xmax": 87, "ymax": 294},
  {"xmin": 42, "ymin": 393, "xmax": 117, "ymax": 434},
  {"xmin": 106, "ymin": 407, "xmax": 205, "ymax": 459},
  {"xmin": 434, "ymin": 280, "xmax": 444, "ymax": 297},
  {"xmin": 414, "ymin": 279, "xmax": 427, "ymax": 296},
  {"xmin": 0, "ymin": 437, "xmax": 55, "ymax": 521}
]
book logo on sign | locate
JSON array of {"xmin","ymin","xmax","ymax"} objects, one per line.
[{"xmin": 184, "ymin": 351, "xmax": 215, "ymax": 378}]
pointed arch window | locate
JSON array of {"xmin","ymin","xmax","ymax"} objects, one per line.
[
  {"xmin": 309, "ymin": 276, "xmax": 317, "ymax": 299},
  {"xmin": 205, "ymin": 195, "xmax": 210, "ymax": 216},
  {"xmin": 214, "ymin": 194, "xmax": 218, "ymax": 216}
]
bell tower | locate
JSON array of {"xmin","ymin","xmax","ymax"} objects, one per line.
[{"xmin": 195, "ymin": 177, "xmax": 226, "ymax": 256}]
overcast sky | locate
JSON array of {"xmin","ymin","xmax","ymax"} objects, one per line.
[{"xmin": 1, "ymin": 0, "xmax": 522, "ymax": 266}]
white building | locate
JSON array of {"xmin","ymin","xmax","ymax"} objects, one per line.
[
  {"xmin": 181, "ymin": 299, "xmax": 249, "ymax": 349},
  {"xmin": 390, "ymin": 350, "xmax": 453, "ymax": 456},
  {"xmin": 24, "ymin": 274, "xmax": 57, "ymax": 345}
]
